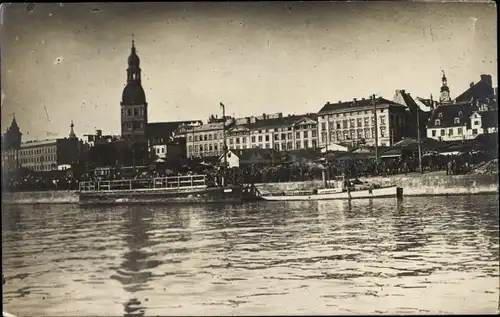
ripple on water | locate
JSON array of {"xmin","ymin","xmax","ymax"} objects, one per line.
[{"xmin": 2, "ymin": 195, "xmax": 499, "ymax": 315}]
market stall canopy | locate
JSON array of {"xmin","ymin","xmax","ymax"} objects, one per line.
[{"xmin": 320, "ymin": 143, "xmax": 348, "ymax": 153}]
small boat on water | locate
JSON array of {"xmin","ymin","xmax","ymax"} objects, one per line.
[{"xmin": 258, "ymin": 176, "xmax": 403, "ymax": 201}]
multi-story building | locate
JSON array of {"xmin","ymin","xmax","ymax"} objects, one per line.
[
  {"xmin": 426, "ymin": 101, "xmax": 497, "ymax": 141},
  {"xmin": 236, "ymin": 113, "xmax": 318, "ymax": 152},
  {"xmin": 317, "ymin": 96, "xmax": 408, "ymax": 148},
  {"xmin": 186, "ymin": 113, "xmax": 319, "ymax": 158},
  {"xmin": 186, "ymin": 116, "xmax": 234, "ymax": 158},
  {"xmin": 18, "ymin": 122, "xmax": 80, "ymax": 172},
  {"xmin": 148, "ymin": 120, "xmax": 202, "ymax": 161},
  {"xmin": 426, "ymin": 72, "xmax": 498, "ymax": 141}
]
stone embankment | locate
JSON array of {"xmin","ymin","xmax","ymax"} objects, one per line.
[
  {"xmin": 2, "ymin": 190, "xmax": 79, "ymax": 205},
  {"xmin": 255, "ymin": 173, "xmax": 499, "ymax": 196},
  {"xmin": 2, "ymin": 173, "xmax": 498, "ymax": 205}
]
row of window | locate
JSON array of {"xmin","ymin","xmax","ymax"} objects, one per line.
[
  {"xmin": 20, "ymin": 155, "xmax": 57, "ymax": 164},
  {"xmin": 20, "ymin": 146, "xmax": 56, "ymax": 156},
  {"xmin": 319, "ymin": 109, "xmax": 386, "ymax": 120},
  {"xmin": 189, "ymin": 127, "xmax": 318, "ymax": 142},
  {"xmin": 122, "ymin": 107, "xmax": 145, "ymax": 118},
  {"xmin": 321, "ymin": 127, "xmax": 389, "ymax": 141},
  {"xmin": 320, "ymin": 116, "xmax": 389, "ymax": 131},
  {"xmin": 188, "ymin": 139, "xmax": 319, "ymax": 154},
  {"xmin": 23, "ymin": 164, "xmax": 56, "ymax": 172},
  {"xmin": 123, "ymin": 121, "xmax": 145, "ymax": 131},
  {"xmin": 430, "ymin": 128, "xmax": 478, "ymax": 137}
]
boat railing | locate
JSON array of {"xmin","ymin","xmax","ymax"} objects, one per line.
[{"xmin": 79, "ymin": 174, "xmax": 207, "ymax": 192}]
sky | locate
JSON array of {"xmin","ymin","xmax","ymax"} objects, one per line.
[{"xmin": 0, "ymin": 2, "xmax": 497, "ymax": 141}]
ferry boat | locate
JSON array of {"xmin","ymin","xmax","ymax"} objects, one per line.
[
  {"xmin": 258, "ymin": 176, "xmax": 403, "ymax": 201},
  {"xmin": 78, "ymin": 174, "xmax": 258, "ymax": 206}
]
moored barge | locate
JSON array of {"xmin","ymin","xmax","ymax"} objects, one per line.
[{"xmin": 78, "ymin": 174, "xmax": 258, "ymax": 206}]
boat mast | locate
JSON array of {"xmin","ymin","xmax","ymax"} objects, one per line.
[{"xmin": 417, "ymin": 107, "xmax": 423, "ymax": 173}]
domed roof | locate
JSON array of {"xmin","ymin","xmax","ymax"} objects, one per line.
[{"xmin": 122, "ymin": 83, "xmax": 146, "ymax": 105}]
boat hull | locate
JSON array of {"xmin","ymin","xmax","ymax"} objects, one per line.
[
  {"xmin": 260, "ymin": 186, "xmax": 403, "ymax": 201},
  {"xmin": 79, "ymin": 186, "xmax": 256, "ymax": 206}
]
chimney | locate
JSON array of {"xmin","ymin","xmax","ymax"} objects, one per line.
[
  {"xmin": 401, "ymin": 89, "xmax": 405, "ymax": 94},
  {"xmin": 338, "ymin": 100, "xmax": 342, "ymax": 104},
  {"xmin": 353, "ymin": 98, "xmax": 357, "ymax": 103},
  {"xmin": 262, "ymin": 113, "xmax": 267, "ymax": 119},
  {"xmin": 278, "ymin": 113, "xmax": 283, "ymax": 118},
  {"xmin": 246, "ymin": 117, "xmax": 251, "ymax": 124},
  {"xmin": 362, "ymin": 98, "xmax": 366, "ymax": 101},
  {"xmin": 326, "ymin": 101, "xmax": 330, "ymax": 105},
  {"xmin": 480, "ymin": 74, "xmax": 492, "ymax": 86}
]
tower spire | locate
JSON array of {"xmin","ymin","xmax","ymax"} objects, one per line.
[
  {"xmin": 439, "ymin": 70, "xmax": 451, "ymax": 104},
  {"xmin": 69, "ymin": 120, "xmax": 76, "ymax": 139}
]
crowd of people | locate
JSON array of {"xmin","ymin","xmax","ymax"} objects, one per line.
[{"xmin": 2, "ymin": 150, "xmax": 495, "ymax": 192}]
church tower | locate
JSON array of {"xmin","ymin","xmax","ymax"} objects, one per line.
[
  {"xmin": 120, "ymin": 39, "xmax": 148, "ymax": 140},
  {"xmin": 439, "ymin": 70, "xmax": 452, "ymax": 104},
  {"xmin": 3, "ymin": 114, "xmax": 22, "ymax": 150}
]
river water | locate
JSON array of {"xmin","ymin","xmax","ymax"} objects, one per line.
[{"xmin": 2, "ymin": 195, "xmax": 499, "ymax": 316}]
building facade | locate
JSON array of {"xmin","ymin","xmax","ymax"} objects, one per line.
[
  {"xmin": 427, "ymin": 102, "xmax": 498, "ymax": 141},
  {"xmin": 186, "ymin": 113, "xmax": 319, "ymax": 158},
  {"xmin": 426, "ymin": 72, "xmax": 498, "ymax": 141},
  {"xmin": 120, "ymin": 40, "xmax": 148, "ymax": 141},
  {"xmin": 317, "ymin": 96, "xmax": 408, "ymax": 148},
  {"xmin": 18, "ymin": 122, "xmax": 80, "ymax": 172}
]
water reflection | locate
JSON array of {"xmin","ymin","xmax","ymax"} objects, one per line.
[{"xmin": 2, "ymin": 195, "xmax": 499, "ymax": 316}]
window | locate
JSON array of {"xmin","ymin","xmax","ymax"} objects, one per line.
[
  {"xmin": 440, "ymin": 129, "xmax": 445, "ymax": 136},
  {"xmin": 208, "ymin": 134, "xmax": 212, "ymax": 140},
  {"xmin": 379, "ymin": 116, "xmax": 385, "ymax": 125},
  {"xmin": 304, "ymin": 131, "xmax": 309, "ymax": 138},
  {"xmin": 321, "ymin": 122, "xmax": 326, "ymax": 130},
  {"xmin": 281, "ymin": 133, "xmax": 286, "ymax": 140},
  {"xmin": 265, "ymin": 135, "xmax": 270, "ymax": 142},
  {"xmin": 265, "ymin": 143, "xmax": 270, "ymax": 149},
  {"xmin": 258, "ymin": 136, "xmax": 262, "ymax": 142},
  {"xmin": 349, "ymin": 119, "xmax": 355, "ymax": 128},
  {"xmin": 312, "ymin": 140, "xmax": 317, "ymax": 148},
  {"xmin": 472, "ymin": 129, "xmax": 478, "ymax": 135},
  {"xmin": 229, "ymin": 139, "xmax": 233, "ymax": 144},
  {"xmin": 448, "ymin": 129, "xmax": 453, "ymax": 136},
  {"xmin": 357, "ymin": 118, "xmax": 362, "ymax": 127},
  {"xmin": 438, "ymin": 113, "xmax": 443, "ymax": 118},
  {"xmin": 274, "ymin": 143, "xmax": 280, "ymax": 150},
  {"xmin": 275, "ymin": 134, "xmax": 280, "ymax": 141},
  {"xmin": 474, "ymin": 120, "xmax": 480, "ymax": 126},
  {"xmin": 214, "ymin": 134, "xmax": 218, "ymax": 140},
  {"xmin": 380, "ymin": 127, "xmax": 386, "ymax": 138},
  {"xmin": 251, "ymin": 136, "xmax": 256, "ymax": 143},
  {"xmin": 364, "ymin": 117, "xmax": 370, "ymax": 127},
  {"xmin": 343, "ymin": 120, "xmax": 348, "ymax": 129},
  {"xmin": 336, "ymin": 122, "xmax": 341, "ymax": 129},
  {"xmin": 435, "ymin": 119, "xmax": 441, "ymax": 126},
  {"xmin": 287, "ymin": 132, "xmax": 292, "ymax": 139},
  {"xmin": 457, "ymin": 128, "xmax": 463, "ymax": 135},
  {"xmin": 296, "ymin": 132, "xmax": 300, "ymax": 139},
  {"xmin": 458, "ymin": 111, "xmax": 463, "ymax": 116},
  {"xmin": 432, "ymin": 130, "xmax": 437, "ymax": 137},
  {"xmin": 311, "ymin": 130, "xmax": 316, "ymax": 138},
  {"xmin": 204, "ymin": 135, "xmax": 208, "ymax": 141},
  {"xmin": 296, "ymin": 141, "xmax": 301, "ymax": 149},
  {"xmin": 454, "ymin": 117, "xmax": 460, "ymax": 124}
]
